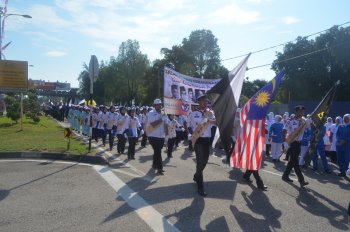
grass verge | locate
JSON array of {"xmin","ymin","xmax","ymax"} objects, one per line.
[{"xmin": 0, "ymin": 116, "xmax": 88, "ymax": 155}]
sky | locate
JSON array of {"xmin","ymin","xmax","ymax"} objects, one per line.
[{"xmin": 2, "ymin": 0, "xmax": 350, "ymax": 88}]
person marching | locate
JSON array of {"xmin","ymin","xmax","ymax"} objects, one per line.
[
  {"xmin": 127, "ymin": 108, "xmax": 142, "ymax": 159},
  {"xmin": 106, "ymin": 106, "xmax": 117, "ymax": 151},
  {"xmin": 188, "ymin": 94, "xmax": 216, "ymax": 197},
  {"xmin": 166, "ymin": 114, "xmax": 181, "ymax": 158},
  {"xmin": 116, "ymin": 106, "xmax": 129, "ymax": 154},
  {"xmin": 146, "ymin": 99, "xmax": 167, "ymax": 175},
  {"xmin": 139, "ymin": 107, "xmax": 148, "ymax": 148},
  {"xmin": 91, "ymin": 107, "xmax": 100, "ymax": 142},
  {"xmin": 282, "ymin": 105, "xmax": 310, "ymax": 188}
]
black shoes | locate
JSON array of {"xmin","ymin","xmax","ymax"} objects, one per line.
[
  {"xmin": 242, "ymin": 176, "xmax": 253, "ymax": 183},
  {"xmin": 156, "ymin": 169, "xmax": 164, "ymax": 175},
  {"xmin": 197, "ymin": 188, "xmax": 207, "ymax": 197},
  {"xmin": 258, "ymin": 185, "xmax": 268, "ymax": 191},
  {"xmin": 300, "ymin": 181, "xmax": 309, "ymax": 188},
  {"xmin": 337, "ymin": 173, "xmax": 346, "ymax": 177},
  {"xmin": 282, "ymin": 176, "xmax": 294, "ymax": 182}
]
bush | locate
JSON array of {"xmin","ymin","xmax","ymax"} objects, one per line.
[{"xmin": 4, "ymin": 96, "xmax": 20, "ymax": 123}]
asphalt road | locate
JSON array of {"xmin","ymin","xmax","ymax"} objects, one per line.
[{"xmin": 0, "ymin": 134, "xmax": 349, "ymax": 232}]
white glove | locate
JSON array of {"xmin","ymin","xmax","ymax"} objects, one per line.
[
  {"xmin": 124, "ymin": 133, "xmax": 128, "ymax": 139},
  {"xmin": 140, "ymin": 129, "xmax": 144, "ymax": 136},
  {"xmin": 188, "ymin": 133, "xmax": 192, "ymax": 140},
  {"xmin": 165, "ymin": 136, "xmax": 169, "ymax": 144},
  {"xmin": 181, "ymin": 127, "xmax": 185, "ymax": 132}
]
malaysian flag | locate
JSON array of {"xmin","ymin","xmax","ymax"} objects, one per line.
[{"xmin": 231, "ymin": 70, "xmax": 285, "ymax": 170}]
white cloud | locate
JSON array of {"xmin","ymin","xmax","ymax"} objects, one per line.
[
  {"xmin": 46, "ymin": 50, "xmax": 67, "ymax": 57},
  {"xmin": 29, "ymin": 4, "xmax": 72, "ymax": 29},
  {"xmin": 281, "ymin": 16, "xmax": 300, "ymax": 25},
  {"xmin": 207, "ymin": 4, "xmax": 260, "ymax": 25}
]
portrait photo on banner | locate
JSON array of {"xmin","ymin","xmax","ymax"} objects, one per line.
[{"xmin": 163, "ymin": 67, "xmax": 220, "ymax": 115}]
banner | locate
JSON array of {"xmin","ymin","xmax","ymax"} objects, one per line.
[{"xmin": 163, "ymin": 67, "xmax": 220, "ymax": 115}]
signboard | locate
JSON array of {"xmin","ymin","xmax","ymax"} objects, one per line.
[
  {"xmin": 0, "ymin": 60, "xmax": 28, "ymax": 92},
  {"xmin": 163, "ymin": 67, "xmax": 220, "ymax": 115}
]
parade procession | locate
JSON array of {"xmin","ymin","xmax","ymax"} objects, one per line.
[{"xmin": 1, "ymin": 1, "xmax": 350, "ymax": 231}]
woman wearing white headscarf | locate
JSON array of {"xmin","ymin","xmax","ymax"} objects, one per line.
[
  {"xmin": 336, "ymin": 114, "xmax": 350, "ymax": 177},
  {"xmin": 329, "ymin": 116, "xmax": 342, "ymax": 163}
]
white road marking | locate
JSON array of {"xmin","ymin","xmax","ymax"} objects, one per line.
[
  {"xmin": 73, "ymin": 131, "xmax": 153, "ymax": 181},
  {"xmin": 93, "ymin": 165, "xmax": 181, "ymax": 232}
]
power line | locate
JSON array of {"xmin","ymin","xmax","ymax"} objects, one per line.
[
  {"xmin": 221, "ymin": 20, "xmax": 350, "ymax": 62},
  {"xmin": 247, "ymin": 39, "xmax": 350, "ymax": 70}
]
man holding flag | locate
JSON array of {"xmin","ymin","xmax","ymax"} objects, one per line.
[
  {"xmin": 282, "ymin": 105, "xmax": 310, "ymax": 188},
  {"xmin": 231, "ymin": 70, "xmax": 285, "ymax": 190}
]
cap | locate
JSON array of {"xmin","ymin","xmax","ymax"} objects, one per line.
[
  {"xmin": 295, "ymin": 105, "xmax": 305, "ymax": 111},
  {"xmin": 196, "ymin": 94, "xmax": 208, "ymax": 101},
  {"xmin": 153, "ymin": 99, "xmax": 162, "ymax": 105}
]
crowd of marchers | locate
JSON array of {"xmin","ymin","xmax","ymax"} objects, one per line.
[{"xmin": 44, "ymin": 98, "xmax": 350, "ymax": 197}]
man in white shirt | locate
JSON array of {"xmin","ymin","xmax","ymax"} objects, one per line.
[
  {"xmin": 146, "ymin": 99, "xmax": 167, "ymax": 175},
  {"xmin": 188, "ymin": 94, "xmax": 216, "ymax": 196}
]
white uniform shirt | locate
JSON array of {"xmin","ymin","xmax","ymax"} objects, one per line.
[
  {"xmin": 128, "ymin": 116, "xmax": 141, "ymax": 137},
  {"xmin": 107, "ymin": 112, "xmax": 118, "ymax": 130},
  {"xmin": 188, "ymin": 109, "xmax": 215, "ymax": 138},
  {"xmin": 117, "ymin": 114, "xmax": 129, "ymax": 134},
  {"xmin": 284, "ymin": 117, "xmax": 308, "ymax": 142},
  {"xmin": 146, "ymin": 110, "xmax": 166, "ymax": 138},
  {"xmin": 167, "ymin": 118, "xmax": 180, "ymax": 138},
  {"xmin": 92, "ymin": 112, "xmax": 99, "ymax": 128},
  {"xmin": 97, "ymin": 111, "xmax": 105, "ymax": 129}
]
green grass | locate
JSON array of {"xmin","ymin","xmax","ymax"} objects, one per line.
[{"xmin": 0, "ymin": 116, "xmax": 88, "ymax": 155}]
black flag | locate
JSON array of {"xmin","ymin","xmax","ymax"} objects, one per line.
[
  {"xmin": 304, "ymin": 80, "xmax": 340, "ymax": 166},
  {"xmin": 207, "ymin": 54, "xmax": 250, "ymax": 158}
]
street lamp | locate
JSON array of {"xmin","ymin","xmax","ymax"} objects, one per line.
[{"xmin": 0, "ymin": 7, "xmax": 32, "ymax": 60}]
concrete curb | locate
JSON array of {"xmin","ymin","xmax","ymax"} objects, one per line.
[{"xmin": 0, "ymin": 152, "xmax": 108, "ymax": 165}]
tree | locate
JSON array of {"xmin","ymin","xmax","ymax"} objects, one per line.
[
  {"xmin": 4, "ymin": 95, "xmax": 20, "ymax": 123},
  {"xmin": 161, "ymin": 29, "xmax": 228, "ymax": 79},
  {"xmin": 182, "ymin": 29, "xmax": 223, "ymax": 78},
  {"xmin": 272, "ymin": 25, "xmax": 350, "ymax": 102},
  {"xmin": 23, "ymin": 89, "xmax": 41, "ymax": 123},
  {"xmin": 116, "ymin": 40, "xmax": 150, "ymax": 106}
]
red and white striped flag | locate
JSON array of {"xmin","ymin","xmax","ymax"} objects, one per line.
[{"xmin": 231, "ymin": 70, "xmax": 285, "ymax": 170}]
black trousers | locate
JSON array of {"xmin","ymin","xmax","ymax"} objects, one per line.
[
  {"xmin": 148, "ymin": 137, "xmax": 165, "ymax": 170},
  {"xmin": 243, "ymin": 170, "xmax": 264, "ymax": 187},
  {"xmin": 265, "ymin": 144, "xmax": 271, "ymax": 156},
  {"xmin": 99, "ymin": 129, "xmax": 106, "ymax": 145},
  {"xmin": 141, "ymin": 134, "xmax": 148, "ymax": 147},
  {"xmin": 128, "ymin": 137, "xmax": 137, "ymax": 158},
  {"xmin": 108, "ymin": 129, "xmax": 115, "ymax": 150},
  {"xmin": 167, "ymin": 137, "xmax": 176, "ymax": 157},
  {"xmin": 117, "ymin": 134, "xmax": 127, "ymax": 153},
  {"xmin": 194, "ymin": 137, "xmax": 211, "ymax": 189},
  {"xmin": 92, "ymin": 128, "xmax": 98, "ymax": 142},
  {"xmin": 283, "ymin": 141, "xmax": 305, "ymax": 182}
]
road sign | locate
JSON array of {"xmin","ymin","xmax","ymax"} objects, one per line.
[
  {"xmin": 0, "ymin": 60, "xmax": 28, "ymax": 92},
  {"xmin": 89, "ymin": 55, "xmax": 99, "ymax": 83}
]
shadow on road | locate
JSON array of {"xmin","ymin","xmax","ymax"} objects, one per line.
[{"xmin": 295, "ymin": 186, "xmax": 349, "ymax": 230}]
